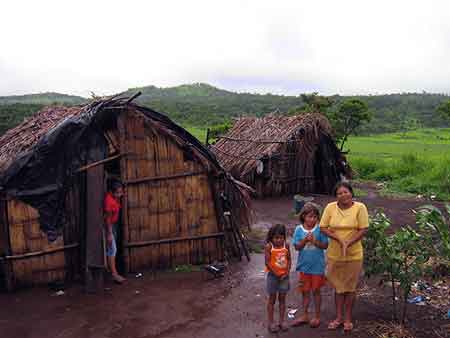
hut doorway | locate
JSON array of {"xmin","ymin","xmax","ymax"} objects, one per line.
[
  {"xmin": 104, "ymin": 158, "xmax": 125, "ymax": 275},
  {"xmin": 83, "ymin": 157, "xmax": 123, "ymax": 291}
]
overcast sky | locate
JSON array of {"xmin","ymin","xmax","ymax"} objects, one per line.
[{"xmin": 1, "ymin": 0, "xmax": 450, "ymax": 97}]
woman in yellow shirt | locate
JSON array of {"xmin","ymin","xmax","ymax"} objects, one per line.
[{"xmin": 320, "ymin": 182, "xmax": 369, "ymax": 332}]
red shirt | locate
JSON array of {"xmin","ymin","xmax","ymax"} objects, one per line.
[{"xmin": 104, "ymin": 192, "xmax": 121, "ymax": 225}]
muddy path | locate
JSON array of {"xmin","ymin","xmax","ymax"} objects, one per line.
[{"xmin": 0, "ymin": 188, "xmax": 448, "ymax": 338}]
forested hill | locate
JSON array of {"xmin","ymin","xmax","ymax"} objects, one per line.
[
  {"xmin": 0, "ymin": 84, "xmax": 449, "ymax": 136},
  {"xmin": 0, "ymin": 92, "xmax": 86, "ymax": 105},
  {"xmin": 124, "ymin": 84, "xmax": 450, "ymax": 132},
  {"xmin": 123, "ymin": 83, "xmax": 305, "ymax": 125}
]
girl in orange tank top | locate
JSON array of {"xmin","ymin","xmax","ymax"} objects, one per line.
[{"xmin": 265, "ymin": 224, "xmax": 291, "ymax": 333}]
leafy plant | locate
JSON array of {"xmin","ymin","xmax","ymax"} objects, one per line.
[{"xmin": 364, "ymin": 206, "xmax": 450, "ymax": 324}]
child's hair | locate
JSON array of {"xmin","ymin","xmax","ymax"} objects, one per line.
[
  {"xmin": 298, "ymin": 202, "xmax": 320, "ymax": 223},
  {"xmin": 108, "ymin": 179, "xmax": 123, "ymax": 193},
  {"xmin": 266, "ymin": 224, "xmax": 287, "ymax": 243}
]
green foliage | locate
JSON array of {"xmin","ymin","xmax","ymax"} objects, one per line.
[
  {"xmin": 299, "ymin": 92, "xmax": 334, "ymax": 113},
  {"xmin": 0, "ymin": 93, "xmax": 86, "ymax": 136},
  {"xmin": 436, "ymin": 99, "xmax": 450, "ymax": 121},
  {"xmin": 331, "ymin": 99, "xmax": 371, "ymax": 150},
  {"xmin": 208, "ymin": 122, "xmax": 232, "ymax": 141},
  {"xmin": 0, "ymin": 92, "xmax": 86, "ymax": 105},
  {"xmin": 364, "ymin": 209, "xmax": 450, "ymax": 323},
  {"xmin": 0, "ymin": 103, "xmax": 44, "ymax": 135}
]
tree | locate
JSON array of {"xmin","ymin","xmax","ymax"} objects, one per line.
[
  {"xmin": 331, "ymin": 99, "xmax": 371, "ymax": 151},
  {"xmin": 436, "ymin": 100, "xmax": 450, "ymax": 122},
  {"xmin": 300, "ymin": 93, "xmax": 334, "ymax": 114},
  {"xmin": 400, "ymin": 117, "xmax": 421, "ymax": 137}
]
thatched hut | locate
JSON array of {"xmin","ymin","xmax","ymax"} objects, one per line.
[
  {"xmin": 0, "ymin": 94, "xmax": 251, "ymax": 290},
  {"xmin": 211, "ymin": 113, "xmax": 349, "ymax": 198}
]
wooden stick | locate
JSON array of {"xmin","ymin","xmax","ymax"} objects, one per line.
[
  {"xmin": 117, "ymin": 112, "xmax": 130, "ymax": 273},
  {"xmin": 124, "ymin": 233, "xmax": 224, "ymax": 248},
  {"xmin": 125, "ymin": 171, "xmax": 206, "ymax": 185},
  {"xmin": 0, "ymin": 243, "xmax": 79, "ymax": 261},
  {"xmin": 76, "ymin": 154, "xmax": 123, "ymax": 173}
]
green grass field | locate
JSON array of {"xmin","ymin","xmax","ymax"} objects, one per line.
[
  {"xmin": 346, "ymin": 128, "xmax": 450, "ymax": 200},
  {"xmin": 185, "ymin": 126, "xmax": 207, "ymax": 143},
  {"xmin": 184, "ymin": 125, "xmax": 450, "ymax": 200}
]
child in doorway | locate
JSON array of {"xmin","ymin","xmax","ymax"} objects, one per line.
[
  {"xmin": 265, "ymin": 224, "xmax": 291, "ymax": 333},
  {"xmin": 292, "ymin": 203, "xmax": 328, "ymax": 328}
]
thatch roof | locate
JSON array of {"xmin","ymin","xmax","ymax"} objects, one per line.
[
  {"xmin": 0, "ymin": 98, "xmax": 223, "ymax": 177},
  {"xmin": 211, "ymin": 113, "xmax": 333, "ymax": 176},
  {"xmin": 0, "ymin": 106, "xmax": 81, "ymax": 174}
]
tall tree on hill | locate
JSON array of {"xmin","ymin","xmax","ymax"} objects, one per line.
[
  {"xmin": 300, "ymin": 92, "xmax": 334, "ymax": 113},
  {"xmin": 437, "ymin": 100, "xmax": 450, "ymax": 122},
  {"xmin": 331, "ymin": 99, "xmax": 371, "ymax": 151}
]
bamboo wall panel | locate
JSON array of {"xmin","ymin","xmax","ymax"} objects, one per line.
[
  {"xmin": 7, "ymin": 199, "xmax": 66, "ymax": 287},
  {"xmin": 121, "ymin": 109, "xmax": 222, "ymax": 272},
  {"xmin": 63, "ymin": 181, "xmax": 82, "ymax": 281}
]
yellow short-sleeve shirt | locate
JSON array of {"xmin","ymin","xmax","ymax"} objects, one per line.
[{"xmin": 320, "ymin": 201, "xmax": 369, "ymax": 262}]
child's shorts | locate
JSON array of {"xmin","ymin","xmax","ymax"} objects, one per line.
[
  {"xmin": 267, "ymin": 272, "xmax": 290, "ymax": 294},
  {"xmin": 105, "ymin": 225, "xmax": 118, "ymax": 257},
  {"xmin": 297, "ymin": 272, "xmax": 326, "ymax": 292}
]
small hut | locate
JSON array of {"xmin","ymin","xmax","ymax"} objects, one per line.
[
  {"xmin": 0, "ymin": 95, "xmax": 251, "ymax": 290},
  {"xmin": 211, "ymin": 113, "xmax": 349, "ymax": 198}
]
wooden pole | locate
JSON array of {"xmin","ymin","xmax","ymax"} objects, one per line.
[
  {"xmin": 117, "ymin": 112, "xmax": 130, "ymax": 273},
  {"xmin": 124, "ymin": 233, "xmax": 225, "ymax": 248},
  {"xmin": 76, "ymin": 154, "xmax": 123, "ymax": 173},
  {"xmin": 0, "ymin": 243, "xmax": 79, "ymax": 261},
  {"xmin": 125, "ymin": 171, "xmax": 206, "ymax": 185}
]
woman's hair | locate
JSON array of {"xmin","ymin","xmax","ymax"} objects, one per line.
[
  {"xmin": 266, "ymin": 224, "xmax": 286, "ymax": 243},
  {"xmin": 333, "ymin": 181, "xmax": 354, "ymax": 197},
  {"xmin": 108, "ymin": 179, "xmax": 123, "ymax": 193},
  {"xmin": 298, "ymin": 202, "xmax": 320, "ymax": 223}
]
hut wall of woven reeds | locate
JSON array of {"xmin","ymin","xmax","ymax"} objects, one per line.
[
  {"xmin": 211, "ymin": 113, "xmax": 350, "ymax": 198},
  {"xmin": 0, "ymin": 95, "xmax": 251, "ymax": 291}
]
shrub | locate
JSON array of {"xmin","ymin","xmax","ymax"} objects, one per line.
[{"xmin": 364, "ymin": 207, "xmax": 450, "ymax": 324}]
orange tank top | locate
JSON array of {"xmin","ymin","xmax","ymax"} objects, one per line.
[{"xmin": 266, "ymin": 242, "xmax": 289, "ymax": 277}]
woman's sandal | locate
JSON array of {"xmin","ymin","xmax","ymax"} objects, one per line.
[
  {"xmin": 343, "ymin": 321, "xmax": 354, "ymax": 332},
  {"xmin": 327, "ymin": 319, "xmax": 343, "ymax": 330},
  {"xmin": 309, "ymin": 318, "xmax": 321, "ymax": 328}
]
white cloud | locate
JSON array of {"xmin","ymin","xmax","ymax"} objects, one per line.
[{"xmin": 1, "ymin": 0, "xmax": 450, "ymax": 96}]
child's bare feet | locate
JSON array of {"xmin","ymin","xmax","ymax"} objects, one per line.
[
  {"xmin": 279, "ymin": 322, "xmax": 289, "ymax": 331},
  {"xmin": 268, "ymin": 323, "xmax": 279, "ymax": 333},
  {"xmin": 291, "ymin": 313, "xmax": 309, "ymax": 326},
  {"xmin": 309, "ymin": 318, "xmax": 320, "ymax": 328},
  {"xmin": 112, "ymin": 274, "xmax": 126, "ymax": 284}
]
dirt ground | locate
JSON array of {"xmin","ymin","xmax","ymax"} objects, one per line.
[{"xmin": 1, "ymin": 185, "xmax": 449, "ymax": 338}]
